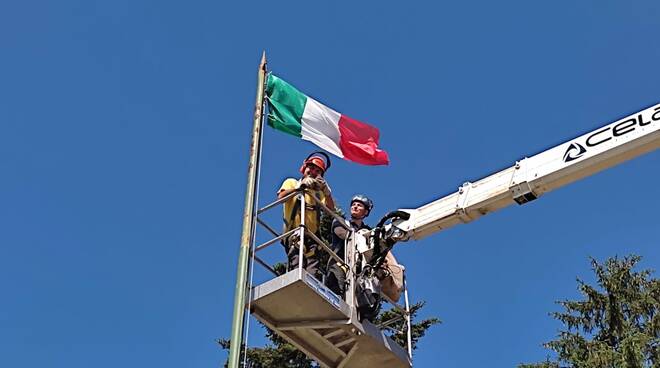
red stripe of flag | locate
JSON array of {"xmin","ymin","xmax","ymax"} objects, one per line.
[{"xmin": 338, "ymin": 115, "xmax": 390, "ymax": 165}]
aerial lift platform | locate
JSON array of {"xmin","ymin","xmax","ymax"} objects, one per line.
[
  {"xmin": 251, "ymin": 269, "xmax": 410, "ymax": 368},
  {"xmin": 248, "ymin": 190, "xmax": 413, "ymax": 368}
]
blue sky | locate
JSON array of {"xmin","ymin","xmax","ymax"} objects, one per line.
[{"xmin": 1, "ymin": 1, "xmax": 659, "ymax": 367}]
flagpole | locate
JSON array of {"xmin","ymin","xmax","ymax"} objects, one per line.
[{"xmin": 228, "ymin": 52, "xmax": 267, "ymax": 368}]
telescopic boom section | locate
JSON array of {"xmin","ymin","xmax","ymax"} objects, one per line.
[{"xmin": 393, "ymin": 103, "xmax": 660, "ymax": 241}]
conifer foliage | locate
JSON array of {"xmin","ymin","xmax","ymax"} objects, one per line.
[
  {"xmin": 218, "ymin": 328, "xmax": 316, "ymax": 368},
  {"xmin": 520, "ymin": 255, "xmax": 660, "ymax": 368},
  {"xmin": 374, "ymin": 301, "xmax": 441, "ymax": 351}
]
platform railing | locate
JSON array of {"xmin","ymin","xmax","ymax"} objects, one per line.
[{"xmin": 252, "ymin": 187, "xmax": 413, "ymax": 357}]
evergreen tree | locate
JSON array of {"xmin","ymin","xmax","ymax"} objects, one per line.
[
  {"xmin": 217, "ymin": 328, "xmax": 317, "ymax": 368},
  {"xmin": 374, "ymin": 301, "xmax": 441, "ymax": 351},
  {"xmin": 520, "ymin": 255, "xmax": 660, "ymax": 368}
]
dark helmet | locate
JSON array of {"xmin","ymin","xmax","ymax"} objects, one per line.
[{"xmin": 351, "ymin": 194, "xmax": 374, "ymax": 216}]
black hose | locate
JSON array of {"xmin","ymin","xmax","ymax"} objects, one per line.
[{"xmin": 374, "ymin": 210, "xmax": 410, "ymax": 229}]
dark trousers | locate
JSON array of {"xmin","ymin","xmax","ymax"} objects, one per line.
[
  {"xmin": 325, "ymin": 262, "xmax": 346, "ymax": 297},
  {"xmin": 285, "ymin": 235, "xmax": 322, "ymax": 279}
]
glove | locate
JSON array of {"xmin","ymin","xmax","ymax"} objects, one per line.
[
  {"xmin": 300, "ymin": 177, "xmax": 317, "ymax": 189},
  {"xmin": 315, "ymin": 176, "xmax": 332, "ymax": 196}
]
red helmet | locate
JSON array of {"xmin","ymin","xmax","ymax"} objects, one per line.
[{"xmin": 299, "ymin": 152, "xmax": 331, "ymax": 176}]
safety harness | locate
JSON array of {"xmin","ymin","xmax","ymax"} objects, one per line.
[{"xmin": 283, "ymin": 183, "xmax": 323, "ymax": 258}]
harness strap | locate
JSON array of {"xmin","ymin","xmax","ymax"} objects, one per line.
[
  {"xmin": 283, "ymin": 186, "xmax": 326, "ymax": 258},
  {"xmin": 284, "ymin": 195, "xmax": 302, "ymax": 232}
]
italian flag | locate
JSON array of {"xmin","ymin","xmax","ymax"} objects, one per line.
[{"xmin": 265, "ymin": 73, "xmax": 390, "ymax": 165}]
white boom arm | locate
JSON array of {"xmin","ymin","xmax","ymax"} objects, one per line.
[{"xmin": 392, "ymin": 103, "xmax": 660, "ymax": 242}]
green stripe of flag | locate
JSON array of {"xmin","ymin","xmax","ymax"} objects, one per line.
[{"xmin": 266, "ymin": 73, "xmax": 306, "ymax": 137}]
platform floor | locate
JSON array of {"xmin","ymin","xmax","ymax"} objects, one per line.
[{"xmin": 250, "ymin": 270, "xmax": 411, "ymax": 368}]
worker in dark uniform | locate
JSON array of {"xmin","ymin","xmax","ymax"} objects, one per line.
[{"xmin": 325, "ymin": 194, "xmax": 373, "ymax": 297}]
